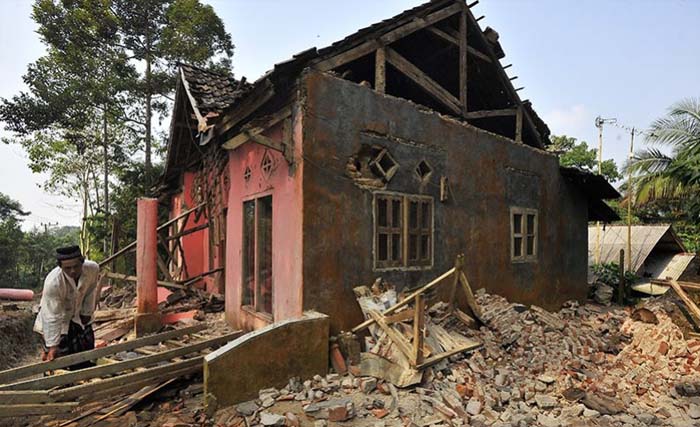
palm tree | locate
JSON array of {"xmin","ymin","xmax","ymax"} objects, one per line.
[{"xmin": 626, "ymin": 98, "xmax": 700, "ymax": 216}]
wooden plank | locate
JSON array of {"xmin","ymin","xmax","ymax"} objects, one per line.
[
  {"xmin": 0, "ymin": 324, "xmax": 206, "ymax": 384},
  {"xmin": 0, "ymin": 402, "xmax": 78, "ymax": 417},
  {"xmin": 368, "ymin": 311, "xmax": 414, "ymax": 362},
  {"xmin": 0, "ymin": 390, "xmax": 53, "ymax": 405},
  {"xmin": 80, "ymin": 365, "xmax": 198, "ymax": 404},
  {"xmin": 515, "ymin": 105, "xmax": 523, "ymax": 142},
  {"xmin": 651, "ymin": 279, "xmax": 700, "ymax": 292},
  {"xmin": 2, "ymin": 331, "xmax": 242, "ymax": 391},
  {"xmin": 668, "ymin": 279, "xmax": 700, "ymax": 324},
  {"xmin": 103, "ymin": 272, "xmax": 185, "ymax": 290},
  {"xmin": 50, "ymin": 357, "xmax": 202, "ymax": 402},
  {"xmin": 459, "ymin": 10, "xmax": 467, "ymax": 115},
  {"xmin": 314, "ymin": 3, "xmax": 462, "ymax": 72},
  {"xmin": 93, "ymin": 379, "xmax": 177, "ymax": 422},
  {"xmin": 375, "ymin": 47, "xmax": 386, "ymax": 94},
  {"xmin": 384, "ymin": 47, "xmax": 461, "ymax": 115},
  {"xmin": 426, "ymin": 25, "xmax": 492, "ymax": 63},
  {"xmin": 463, "ymin": 108, "xmax": 519, "ymax": 119},
  {"xmin": 352, "ymin": 267, "xmax": 456, "ymax": 333},
  {"xmin": 412, "ymin": 294, "xmax": 425, "ymax": 367},
  {"xmin": 459, "ymin": 271, "xmax": 483, "ymax": 321},
  {"xmin": 416, "ymin": 341, "xmax": 482, "ymax": 370},
  {"xmin": 385, "ymin": 308, "xmax": 414, "ymax": 325},
  {"xmin": 246, "ymin": 131, "xmax": 286, "ymax": 153},
  {"xmin": 222, "ymin": 107, "xmax": 291, "ymax": 150},
  {"xmin": 453, "ymin": 308, "xmax": 477, "ymax": 329},
  {"xmin": 447, "ymin": 255, "xmax": 464, "ymax": 310}
]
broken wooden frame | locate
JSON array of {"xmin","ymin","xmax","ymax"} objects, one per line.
[
  {"xmin": 310, "ymin": 1, "xmax": 534, "ymax": 145},
  {"xmin": 652, "ymin": 278, "xmax": 700, "ymax": 326},
  {"xmin": 353, "ymin": 254, "xmax": 482, "ymax": 368},
  {"xmin": 0, "ymin": 325, "xmax": 239, "ymax": 418},
  {"xmin": 0, "ymin": 324, "xmax": 206, "ymax": 385}
]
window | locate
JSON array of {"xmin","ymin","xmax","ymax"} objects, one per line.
[
  {"xmin": 375, "ymin": 193, "xmax": 433, "ymax": 269},
  {"xmin": 242, "ymin": 195, "xmax": 273, "ymax": 316},
  {"xmin": 511, "ymin": 207, "xmax": 537, "ymax": 262}
]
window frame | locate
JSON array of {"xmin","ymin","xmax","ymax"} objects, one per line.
[
  {"xmin": 510, "ymin": 206, "xmax": 538, "ymax": 263},
  {"xmin": 241, "ymin": 192, "xmax": 274, "ymax": 320},
  {"xmin": 374, "ymin": 191, "xmax": 434, "ymax": 271}
]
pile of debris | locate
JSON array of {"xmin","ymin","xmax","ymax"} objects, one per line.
[{"xmin": 200, "ymin": 289, "xmax": 700, "ymax": 427}]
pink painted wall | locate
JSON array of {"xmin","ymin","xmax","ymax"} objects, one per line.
[{"xmin": 225, "ymin": 116, "xmax": 304, "ymax": 331}]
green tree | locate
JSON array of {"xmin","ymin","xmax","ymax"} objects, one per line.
[
  {"xmin": 626, "ymin": 98, "xmax": 700, "ymax": 216},
  {"xmin": 112, "ymin": 0, "xmax": 234, "ymax": 183},
  {"xmin": 549, "ymin": 135, "xmax": 621, "ymax": 182}
]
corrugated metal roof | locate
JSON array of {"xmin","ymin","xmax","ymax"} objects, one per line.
[{"xmin": 587, "ymin": 224, "xmax": 687, "ymax": 274}]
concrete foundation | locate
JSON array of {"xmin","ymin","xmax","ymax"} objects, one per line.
[{"xmin": 203, "ymin": 311, "xmax": 329, "ymax": 408}]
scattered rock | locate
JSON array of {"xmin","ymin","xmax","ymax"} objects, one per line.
[
  {"xmin": 466, "ymin": 399, "xmax": 482, "ymax": 415},
  {"xmin": 534, "ymin": 394, "xmax": 558, "ymax": 410},
  {"xmin": 260, "ymin": 412, "xmax": 286, "ymax": 426},
  {"xmin": 235, "ymin": 400, "xmax": 259, "ymax": 417}
]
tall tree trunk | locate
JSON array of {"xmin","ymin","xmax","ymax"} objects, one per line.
[
  {"xmin": 144, "ymin": 27, "xmax": 152, "ymax": 191},
  {"xmin": 103, "ymin": 106, "xmax": 109, "ymax": 255}
]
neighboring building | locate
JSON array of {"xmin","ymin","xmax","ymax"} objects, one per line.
[
  {"xmin": 159, "ymin": 0, "xmax": 619, "ymax": 334},
  {"xmin": 588, "ymin": 224, "xmax": 699, "ymax": 286}
]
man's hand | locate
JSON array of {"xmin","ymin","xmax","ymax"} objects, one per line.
[{"xmin": 42, "ymin": 346, "xmax": 59, "ymax": 362}]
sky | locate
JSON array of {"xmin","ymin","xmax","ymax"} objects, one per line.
[{"xmin": 1, "ymin": 0, "xmax": 699, "ymax": 229}]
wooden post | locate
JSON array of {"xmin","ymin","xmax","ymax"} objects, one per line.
[
  {"xmin": 412, "ymin": 294, "xmax": 425, "ymax": 366},
  {"xmin": 447, "ymin": 254, "xmax": 465, "ymax": 310},
  {"xmin": 515, "ymin": 105, "xmax": 523, "ymax": 143},
  {"xmin": 459, "ymin": 10, "xmax": 468, "ymax": 114},
  {"xmin": 618, "ymin": 249, "xmax": 625, "ymax": 305},
  {"xmin": 375, "ymin": 47, "xmax": 386, "ymax": 94},
  {"xmin": 135, "ymin": 198, "xmax": 161, "ymax": 336}
]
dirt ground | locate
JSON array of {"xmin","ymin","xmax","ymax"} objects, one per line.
[{"xmin": 0, "ymin": 301, "xmax": 42, "ymax": 369}]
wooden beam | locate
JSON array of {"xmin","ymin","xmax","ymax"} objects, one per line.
[
  {"xmin": 463, "ymin": 8, "xmax": 543, "ymax": 146},
  {"xmin": 50, "ymin": 357, "xmax": 202, "ymax": 402},
  {"xmin": 222, "ymin": 107, "xmax": 291, "ymax": 150},
  {"xmin": 416, "ymin": 341, "xmax": 482, "ymax": 370},
  {"xmin": 352, "ymin": 267, "xmax": 456, "ymax": 333},
  {"xmin": 459, "ymin": 271, "xmax": 484, "ymax": 322},
  {"xmin": 246, "ymin": 131, "xmax": 286, "ymax": 153},
  {"xmin": 453, "ymin": 308, "xmax": 477, "ymax": 329},
  {"xmin": 217, "ymin": 79, "xmax": 275, "ymax": 135},
  {"xmin": 459, "ymin": 10, "xmax": 467, "ymax": 115},
  {"xmin": 384, "ymin": 47, "xmax": 461, "ymax": 115},
  {"xmin": 0, "ymin": 390, "xmax": 53, "ymax": 405},
  {"xmin": 447, "ymin": 254, "xmax": 465, "ymax": 311},
  {"xmin": 368, "ymin": 311, "xmax": 414, "ymax": 362},
  {"xmin": 0, "ymin": 324, "xmax": 206, "ymax": 384},
  {"xmin": 384, "ymin": 308, "xmax": 414, "ymax": 325},
  {"xmin": 412, "ymin": 294, "xmax": 426, "ymax": 367},
  {"xmin": 668, "ymin": 279, "xmax": 700, "ymax": 324},
  {"xmin": 375, "ymin": 47, "xmax": 386, "ymax": 94},
  {"xmin": 651, "ymin": 278, "xmax": 700, "ymax": 292},
  {"xmin": 2, "ymin": 332, "xmax": 241, "ymax": 391},
  {"xmin": 164, "ymin": 222, "xmax": 209, "ymax": 241},
  {"xmin": 463, "ymin": 108, "xmax": 518, "ymax": 119},
  {"xmin": 515, "ymin": 106, "xmax": 523, "ymax": 143},
  {"xmin": 426, "ymin": 26, "xmax": 458, "ymax": 45},
  {"xmin": 314, "ymin": 3, "xmax": 462, "ymax": 72},
  {"xmin": 103, "ymin": 272, "xmax": 185, "ymax": 290},
  {"xmin": 0, "ymin": 402, "xmax": 78, "ymax": 417}
]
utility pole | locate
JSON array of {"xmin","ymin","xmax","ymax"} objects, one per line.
[
  {"xmin": 627, "ymin": 127, "xmax": 641, "ymax": 273},
  {"xmin": 593, "ymin": 116, "xmax": 617, "ymax": 264}
]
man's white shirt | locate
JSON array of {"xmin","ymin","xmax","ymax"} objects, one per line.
[{"xmin": 33, "ymin": 260, "xmax": 101, "ymax": 347}]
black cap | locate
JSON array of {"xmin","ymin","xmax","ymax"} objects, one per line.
[{"xmin": 56, "ymin": 245, "xmax": 83, "ymax": 261}]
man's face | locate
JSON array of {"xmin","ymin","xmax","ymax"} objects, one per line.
[{"xmin": 59, "ymin": 258, "xmax": 84, "ymax": 281}]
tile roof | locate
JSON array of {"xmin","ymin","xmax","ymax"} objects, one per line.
[{"xmin": 180, "ymin": 64, "xmax": 252, "ymax": 117}]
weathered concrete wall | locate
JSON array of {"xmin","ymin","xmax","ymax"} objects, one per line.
[
  {"xmin": 204, "ymin": 311, "xmax": 328, "ymax": 407},
  {"xmin": 224, "ymin": 119, "xmax": 304, "ymax": 330},
  {"xmin": 300, "ymin": 71, "xmax": 589, "ymax": 333}
]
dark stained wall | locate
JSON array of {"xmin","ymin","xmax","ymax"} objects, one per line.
[{"xmin": 300, "ymin": 71, "xmax": 589, "ymax": 334}]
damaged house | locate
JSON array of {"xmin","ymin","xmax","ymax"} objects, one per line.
[{"xmin": 159, "ymin": 0, "xmax": 620, "ymax": 335}]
